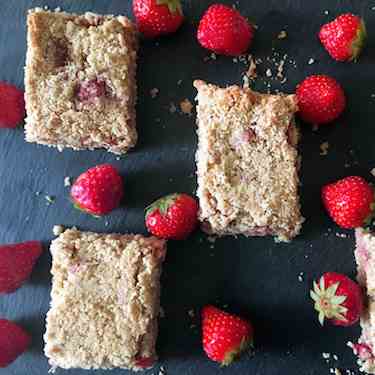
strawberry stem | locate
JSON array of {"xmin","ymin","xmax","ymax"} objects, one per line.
[{"xmin": 156, "ymin": 0, "xmax": 182, "ymax": 15}]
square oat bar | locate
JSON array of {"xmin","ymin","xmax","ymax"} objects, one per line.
[
  {"xmin": 44, "ymin": 228, "xmax": 166, "ymax": 370},
  {"xmin": 24, "ymin": 9, "xmax": 138, "ymax": 154},
  {"xmin": 194, "ymin": 80, "xmax": 303, "ymax": 242}
]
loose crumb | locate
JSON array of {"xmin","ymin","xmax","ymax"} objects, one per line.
[
  {"xmin": 159, "ymin": 366, "xmax": 167, "ymax": 375},
  {"xmin": 177, "ymin": 79, "xmax": 183, "ymax": 86},
  {"xmin": 334, "ymin": 369, "xmax": 342, "ymax": 375},
  {"xmin": 45, "ymin": 195, "xmax": 55, "ymax": 204},
  {"xmin": 276, "ymin": 59, "xmax": 285, "ymax": 80},
  {"xmin": 246, "ymin": 55, "xmax": 257, "ymax": 79},
  {"xmin": 53, "ymin": 225, "xmax": 64, "ymax": 236},
  {"xmin": 322, "ymin": 352, "xmax": 331, "ymax": 360},
  {"xmin": 308, "ymin": 58, "xmax": 315, "ymax": 65},
  {"xmin": 371, "ymin": 168, "xmax": 375, "ymax": 177},
  {"xmin": 336, "ymin": 232, "xmax": 347, "ymax": 239},
  {"xmin": 187, "ymin": 309, "xmax": 195, "ymax": 318},
  {"xmin": 150, "ymin": 88, "xmax": 159, "ymax": 98},
  {"xmin": 180, "ymin": 99, "xmax": 193, "ymax": 116},
  {"xmin": 320, "ymin": 141, "xmax": 329, "ymax": 156},
  {"xmin": 265, "ymin": 68, "xmax": 272, "ymax": 77},
  {"xmin": 324, "ymin": 10, "xmax": 329, "ymax": 15},
  {"xmin": 159, "ymin": 306, "xmax": 165, "ymax": 318},
  {"xmin": 298, "ymin": 272, "xmax": 304, "ymax": 282},
  {"xmin": 333, "ymin": 354, "xmax": 338, "ymax": 361},
  {"xmin": 64, "ymin": 176, "xmax": 71, "ymax": 187},
  {"xmin": 169, "ymin": 102, "xmax": 177, "ymax": 113},
  {"xmin": 277, "ymin": 30, "xmax": 287, "ymax": 39},
  {"xmin": 207, "ymin": 236, "xmax": 216, "ymax": 244}
]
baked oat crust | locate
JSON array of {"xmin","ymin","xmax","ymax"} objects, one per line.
[
  {"xmin": 24, "ymin": 9, "xmax": 138, "ymax": 154},
  {"xmin": 194, "ymin": 80, "xmax": 303, "ymax": 242},
  {"xmin": 44, "ymin": 228, "xmax": 166, "ymax": 370},
  {"xmin": 353, "ymin": 228, "xmax": 375, "ymax": 373}
]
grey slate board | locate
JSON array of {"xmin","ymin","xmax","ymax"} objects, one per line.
[{"xmin": 0, "ymin": 0, "xmax": 374, "ymax": 374}]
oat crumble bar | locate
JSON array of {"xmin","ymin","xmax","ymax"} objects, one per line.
[
  {"xmin": 194, "ymin": 80, "xmax": 303, "ymax": 242},
  {"xmin": 352, "ymin": 228, "xmax": 375, "ymax": 373},
  {"xmin": 44, "ymin": 228, "xmax": 166, "ymax": 370},
  {"xmin": 25, "ymin": 9, "xmax": 138, "ymax": 154}
]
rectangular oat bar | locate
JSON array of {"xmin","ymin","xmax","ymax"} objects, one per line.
[
  {"xmin": 24, "ymin": 9, "xmax": 138, "ymax": 154},
  {"xmin": 44, "ymin": 228, "xmax": 166, "ymax": 370},
  {"xmin": 194, "ymin": 80, "xmax": 303, "ymax": 242},
  {"xmin": 351, "ymin": 228, "xmax": 375, "ymax": 373}
]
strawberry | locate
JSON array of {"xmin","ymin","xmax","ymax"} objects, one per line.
[
  {"xmin": 133, "ymin": 0, "xmax": 184, "ymax": 38},
  {"xmin": 197, "ymin": 4, "xmax": 254, "ymax": 56},
  {"xmin": 145, "ymin": 193, "xmax": 198, "ymax": 240},
  {"xmin": 0, "ymin": 319, "xmax": 30, "ymax": 367},
  {"xmin": 319, "ymin": 13, "xmax": 366, "ymax": 62},
  {"xmin": 352, "ymin": 343, "xmax": 374, "ymax": 361},
  {"xmin": 201, "ymin": 305, "xmax": 254, "ymax": 365},
  {"xmin": 0, "ymin": 81, "xmax": 25, "ymax": 128},
  {"xmin": 296, "ymin": 75, "xmax": 346, "ymax": 125},
  {"xmin": 0, "ymin": 241, "xmax": 43, "ymax": 294},
  {"xmin": 322, "ymin": 176, "xmax": 374, "ymax": 229},
  {"xmin": 310, "ymin": 272, "xmax": 363, "ymax": 326},
  {"xmin": 71, "ymin": 164, "xmax": 123, "ymax": 216}
]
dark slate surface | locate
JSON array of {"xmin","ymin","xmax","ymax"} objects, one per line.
[{"xmin": 0, "ymin": 0, "xmax": 374, "ymax": 374}]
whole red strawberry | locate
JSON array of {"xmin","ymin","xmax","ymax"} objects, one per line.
[
  {"xmin": 296, "ymin": 75, "xmax": 346, "ymax": 125},
  {"xmin": 0, "ymin": 319, "xmax": 30, "ymax": 367},
  {"xmin": 71, "ymin": 164, "xmax": 123, "ymax": 216},
  {"xmin": 0, "ymin": 241, "xmax": 43, "ymax": 293},
  {"xmin": 133, "ymin": 0, "xmax": 184, "ymax": 38},
  {"xmin": 322, "ymin": 176, "xmax": 374, "ymax": 229},
  {"xmin": 202, "ymin": 305, "xmax": 254, "ymax": 365},
  {"xmin": 145, "ymin": 193, "xmax": 198, "ymax": 240},
  {"xmin": 0, "ymin": 81, "xmax": 25, "ymax": 128},
  {"xmin": 319, "ymin": 13, "xmax": 366, "ymax": 62},
  {"xmin": 310, "ymin": 272, "xmax": 363, "ymax": 326},
  {"xmin": 197, "ymin": 4, "xmax": 254, "ymax": 56}
]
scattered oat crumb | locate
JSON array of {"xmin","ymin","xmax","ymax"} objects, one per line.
[
  {"xmin": 333, "ymin": 354, "xmax": 338, "ymax": 361},
  {"xmin": 54, "ymin": 7, "xmax": 61, "ymax": 12},
  {"xmin": 253, "ymin": 24, "xmax": 258, "ymax": 29},
  {"xmin": 371, "ymin": 168, "xmax": 375, "ymax": 177},
  {"xmin": 53, "ymin": 225, "xmax": 64, "ymax": 236},
  {"xmin": 116, "ymin": 157, "xmax": 120, "ymax": 161},
  {"xmin": 188, "ymin": 309, "xmax": 195, "ymax": 318},
  {"xmin": 308, "ymin": 58, "xmax": 315, "ymax": 65},
  {"xmin": 243, "ymin": 75, "xmax": 250, "ymax": 89},
  {"xmin": 233, "ymin": 57, "xmax": 238, "ymax": 63},
  {"xmin": 280, "ymin": 77, "xmax": 287, "ymax": 84},
  {"xmin": 177, "ymin": 79, "xmax": 183, "ymax": 85},
  {"xmin": 277, "ymin": 30, "xmax": 287, "ymax": 39},
  {"xmin": 324, "ymin": 10, "xmax": 329, "ymax": 15},
  {"xmin": 104, "ymin": 221, "xmax": 109, "ymax": 227},
  {"xmin": 334, "ymin": 369, "xmax": 342, "ymax": 375},
  {"xmin": 150, "ymin": 88, "xmax": 159, "ymax": 98},
  {"xmin": 169, "ymin": 102, "xmax": 177, "ymax": 113},
  {"xmin": 207, "ymin": 236, "xmax": 216, "ymax": 244},
  {"xmin": 159, "ymin": 366, "xmax": 167, "ymax": 375},
  {"xmin": 277, "ymin": 59, "xmax": 285, "ymax": 80},
  {"xmin": 336, "ymin": 232, "xmax": 347, "ymax": 238},
  {"xmin": 322, "ymin": 352, "xmax": 331, "ymax": 360},
  {"xmin": 159, "ymin": 306, "xmax": 165, "ymax": 318},
  {"xmin": 265, "ymin": 68, "xmax": 272, "ymax": 77},
  {"xmin": 35, "ymin": 191, "xmax": 41, "ymax": 196},
  {"xmin": 246, "ymin": 55, "xmax": 257, "ymax": 79},
  {"xmin": 64, "ymin": 176, "xmax": 71, "ymax": 187},
  {"xmin": 298, "ymin": 272, "xmax": 304, "ymax": 282},
  {"xmin": 180, "ymin": 98, "xmax": 193, "ymax": 116},
  {"xmin": 43, "ymin": 5, "xmax": 49, "ymax": 10},
  {"xmin": 45, "ymin": 195, "xmax": 55, "ymax": 204},
  {"xmin": 320, "ymin": 141, "xmax": 329, "ymax": 156},
  {"xmin": 210, "ymin": 52, "xmax": 217, "ymax": 60}
]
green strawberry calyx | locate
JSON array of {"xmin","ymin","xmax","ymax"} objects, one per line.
[
  {"xmin": 310, "ymin": 276, "xmax": 348, "ymax": 325},
  {"xmin": 156, "ymin": 0, "xmax": 183, "ymax": 15},
  {"xmin": 351, "ymin": 19, "xmax": 367, "ymax": 61},
  {"xmin": 145, "ymin": 193, "xmax": 179, "ymax": 218},
  {"xmin": 221, "ymin": 337, "xmax": 253, "ymax": 366}
]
